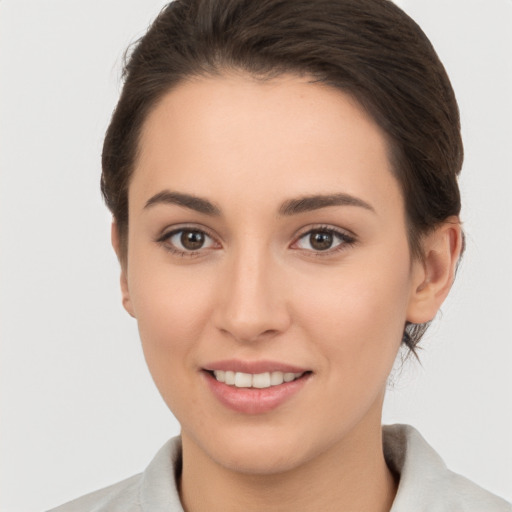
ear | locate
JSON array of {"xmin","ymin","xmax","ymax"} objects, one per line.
[
  {"xmin": 111, "ymin": 221, "xmax": 135, "ymax": 318},
  {"xmin": 407, "ymin": 217, "xmax": 463, "ymax": 324}
]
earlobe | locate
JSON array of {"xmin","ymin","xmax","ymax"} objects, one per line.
[
  {"xmin": 111, "ymin": 221, "xmax": 135, "ymax": 318},
  {"xmin": 407, "ymin": 217, "xmax": 463, "ymax": 324}
]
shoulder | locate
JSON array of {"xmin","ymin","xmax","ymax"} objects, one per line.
[
  {"xmin": 47, "ymin": 437, "xmax": 184, "ymax": 512},
  {"xmin": 47, "ymin": 473, "xmax": 142, "ymax": 512},
  {"xmin": 384, "ymin": 424, "xmax": 512, "ymax": 512}
]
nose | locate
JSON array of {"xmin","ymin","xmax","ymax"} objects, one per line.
[{"xmin": 213, "ymin": 246, "xmax": 291, "ymax": 343}]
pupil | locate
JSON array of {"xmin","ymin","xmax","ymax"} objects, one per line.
[
  {"xmin": 181, "ymin": 230, "xmax": 204, "ymax": 250},
  {"xmin": 310, "ymin": 231, "xmax": 333, "ymax": 250}
]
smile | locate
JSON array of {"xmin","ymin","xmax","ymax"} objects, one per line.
[
  {"xmin": 212, "ymin": 370, "xmax": 305, "ymax": 388},
  {"xmin": 203, "ymin": 364, "xmax": 312, "ymax": 414}
]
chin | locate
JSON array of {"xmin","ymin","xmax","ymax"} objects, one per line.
[{"xmin": 186, "ymin": 422, "xmax": 327, "ymax": 476}]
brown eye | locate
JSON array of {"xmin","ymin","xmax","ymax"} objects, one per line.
[
  {"xmin": 180, "ymin": 230, "xmax": 205, "ymax": 250},
  {"xmin": 309, "ymin": 231, "xmax": 334, "ymax": 250},
  {"xmin": 295, "ymin": 227, "xmax": 354, "ymax": 253},
  {"xmin": 162, "ymin": 228, "xmax": 217, "ymax": 254}
]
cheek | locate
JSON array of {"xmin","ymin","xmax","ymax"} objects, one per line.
[
  {"xmin": 126, "ymin": 260, "xmax": 216, "ymax": 399},
  {"xmin": 129, "ymin": 251, "xmax": 214, "ymax": 340},
  {"xmin": 296, "ymin": 251, "xmax": 412, "ymax": 371}
]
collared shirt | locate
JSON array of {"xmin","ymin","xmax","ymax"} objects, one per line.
[{"xmin": 48, "ymin": 424, "xmax": 511, "ymax": 511}]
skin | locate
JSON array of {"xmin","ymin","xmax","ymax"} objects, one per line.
[{"xmin": 113, "ymin": 73, "xmax": 462, "ymax": 512}]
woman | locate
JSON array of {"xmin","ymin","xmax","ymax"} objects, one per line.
[{"xmin": 49, "ymin": 0, "xmax": 511, "ymax": 510}]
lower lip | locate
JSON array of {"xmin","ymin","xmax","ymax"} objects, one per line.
[{"xmin": 203, "ymin": 371, "xmax": 311, "ymax": 414}]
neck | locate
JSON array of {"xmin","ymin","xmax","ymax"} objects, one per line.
[{"xmin": 179, "ymin": 410, "xmax": 398, "ymax": 512}]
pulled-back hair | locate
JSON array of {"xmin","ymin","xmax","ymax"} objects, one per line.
[{"xmin": 101, "ymin": 0, "xmax": 463, "ymax": 353}]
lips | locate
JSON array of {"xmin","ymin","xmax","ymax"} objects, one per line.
[
  {"xmin": 204, "ymin": 359, "xmax": 309, "ymax": 374},
  {"xmin": 202, "ymin": 359, "xmax": 312, "ymax": 414}
]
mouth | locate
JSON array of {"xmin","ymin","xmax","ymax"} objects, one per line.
[{"xmin": 201, "ymin": 362, "xmax": 312, "ymax": 414}]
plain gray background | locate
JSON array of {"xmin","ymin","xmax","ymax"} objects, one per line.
[{"xmin": 1, "ymin": 1, "xmax": 511, "ymax": 510}]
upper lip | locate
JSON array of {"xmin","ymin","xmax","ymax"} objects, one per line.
[{"xmin": 203, "ymin": 359, "xmax": 309, "ymax": 374}]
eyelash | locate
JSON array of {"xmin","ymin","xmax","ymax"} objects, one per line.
[{"xmin": 156, "ymin": 225, "xmax": 357, "ymax": 258}]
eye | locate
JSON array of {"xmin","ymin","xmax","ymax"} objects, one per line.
[
  {"xmin": 158, "ymin": 228, "xmax": 218, "ymax": 255},
  {"xmin": 294, "ymin": 227, "xmax": 355, "ymax": 253}
]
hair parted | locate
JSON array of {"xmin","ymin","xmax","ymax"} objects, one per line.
[{"xmin": 101, "ymin": 0, "xmax": 463, "ymax": 354}]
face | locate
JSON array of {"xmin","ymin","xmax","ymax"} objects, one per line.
[{"xmin": 121, "ymin": 73, "xmax": 426, "ymax": 474}]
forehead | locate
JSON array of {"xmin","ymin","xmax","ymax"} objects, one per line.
[{"xmin": 131, "ymin": 73, "xmax": 403, "ymax": 217}]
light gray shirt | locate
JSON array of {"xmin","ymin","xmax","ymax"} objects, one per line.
[{"xmin": 48, "ymin": 424, "xmax": 511, "ymax": 511}]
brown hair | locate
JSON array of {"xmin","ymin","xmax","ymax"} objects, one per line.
[{"xmin": 101, "ymin": 0, "xmax": 463, "ymax": 353}]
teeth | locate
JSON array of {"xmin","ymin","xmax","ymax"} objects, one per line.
[
  {"xmin": 213, "ymin": 370, "xmax": 304, "ymax": 388},
  {"xmin": 235, "ymin": 372, "xmax": 252, "ymax": 388},
  {"xmin": 252, "ymin": 372, "xmax": 271, "ymax": 388},
  {"xmin": 270, "ymin": 371, "xmax": 284, "ymax": 385},
  {"xmin": 214, "ymin": 370, "xmax": 226, "ymax": 383}
]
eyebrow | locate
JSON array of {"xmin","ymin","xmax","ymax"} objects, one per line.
[
  {"xmin": 144, "ymin": 190, "xmax": 375, "ymax": 216},
  {"xmin": 278, "ymin": 193, "xmax": 375, "ymax": 216},
  {"xmin": 144, "ymin": 191, "xmax": 221, "ymax": 215}
]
